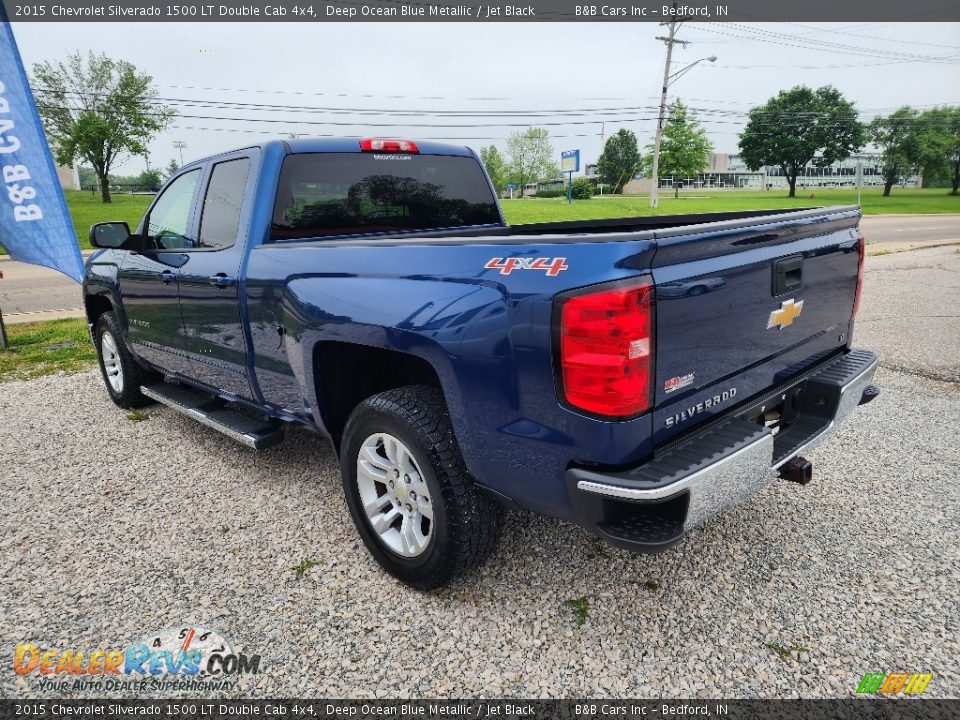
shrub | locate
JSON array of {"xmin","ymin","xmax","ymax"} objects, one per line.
[
  {"xmin": 571, "ymin": 178, "xmax": 594, "ymax": 200},
  {"xmin": 534, "ymin": 188, "xmax": 566, "ymax": 198}
]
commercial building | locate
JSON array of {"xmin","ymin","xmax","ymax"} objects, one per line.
[
  {"xmin": 56, "ymin": 163, "xmax": 80, "ymax": 190},
  {"xmin": 582, "ymin": 152, "xmax": 921, "ymax": 194}
]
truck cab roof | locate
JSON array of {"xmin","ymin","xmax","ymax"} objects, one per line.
[{"xmin": 282, "ymin": 137, "xmax": 476, "ymax": 157}]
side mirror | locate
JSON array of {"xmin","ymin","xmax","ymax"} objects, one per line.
[{"xmin": 89, "ymin": 222, "xmax": 132, "ymax": 249}]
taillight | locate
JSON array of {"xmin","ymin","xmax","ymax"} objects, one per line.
[
  {"xmin": 853, "ymin": 233, "xmax": 865, "ymax": 316},
  {"xmin": 558, "ymin": 280, "xmax": 653, "ymax": 418},
  {"xmin": 360, "ymin": 138, "xmax": 419, "ymax": 153}
]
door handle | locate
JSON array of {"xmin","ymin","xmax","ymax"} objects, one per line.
[
  {"xmin": 773, "ymin": 255, "xmax": 803, "ymax": 295},
  {"xmin": 160, "ymin": 270, "xmax": 176, "ymax": 284},
  {"xmin": 209, "ymin": 274, "xmax": 236, "ymax": 288}
]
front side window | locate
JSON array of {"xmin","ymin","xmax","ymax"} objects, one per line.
[
  {"xmin": 271, "ymin": 153, "xmax": 500, "ymax": 240},
  {"xmin": 146, "ymin": 169, "xmax": 201, "ymax": 250},
  {"xmin": 198, "ymin": 158, "xmax": 251, "ymax": 250}
]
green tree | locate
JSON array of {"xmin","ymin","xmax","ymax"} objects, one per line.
[
  {"xmin": 917, "ymin": 107, "xmax": 960, "ymax": 195},
  {"xmin": 505, "ymin": 128, "xmax": 558, "ymax": 196},
  {"xmin": 32, "ymin": 51, "xmax": 174, "ymax": 203},
  {"xmin": 596, "ymin": 128, "xmax": 642, "ymax": 194},
  {"xmin": 479, "ymin": 145, "xmax": 508, "ymax": 193},
  {"xmin": 163, "ymin": 158, "xmax": 180, "ymax": 181},
  {"xmin": 570, "ymin": 177, "xmax": 594, "ymax": 200},
  {"xmin": 77, "ymin": 165, "xmax": 98, "ymax": 191},
  {"xmin": 739, "ymin": 85, "xmax": 865, "ymax": 197},
  {"xmin": 136, "ymin": 168, "xmax": 162, "ymax": 191},
  {"xmin": 643, "ymin": 100, "xmax": 713, "ymax": 198},
  {"xmin": 869, "ymin": 107, "xmax": 921, "ymax": 197}
]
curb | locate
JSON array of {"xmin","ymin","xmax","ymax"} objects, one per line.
[
  {"xmin": 0, "ymin": 250, "xmax": 96, "ymax": 263},
  {"xmin": 861, "ymin": 213, "xmax": 960, "ymax": 219},
  {"xmin": 1, "ymin": 307, "xmax": 86, "ymax": 325},
  {"xmin": 866, "ymin": 240, "xmax": 960, "ymax": 257}
]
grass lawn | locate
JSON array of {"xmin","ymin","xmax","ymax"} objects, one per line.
[
  {"xmin": 0, "ymin": 190, "xmax": 153, "ymax": 255},
  {"xmin": 1, "ymin": 187, "xmax": 956, "ymax": 256},
  {"xmin": 63, "ymin": 190, "xmax": 153, "ymax": 250},
  {"xmin": 0, "ymin": 317, "xmax": 96, "ymax": 382},
  {"xmin": 501, "ymin": 188, "xmax": 960, "ymax": 225}
]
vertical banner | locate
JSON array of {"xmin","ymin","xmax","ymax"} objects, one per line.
[{"xmin": 0, "ymin": 17, "xmax": 85, "ymax": 283}]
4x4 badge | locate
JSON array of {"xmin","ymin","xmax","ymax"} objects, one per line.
[{"xmin": 767, "ymin": 298, "xmax": 804, "ymax": 330}]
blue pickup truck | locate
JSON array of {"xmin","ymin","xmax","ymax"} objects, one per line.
[{"xmin": 84, "ymin": 138, "xmax": 879, "ymax": 588}]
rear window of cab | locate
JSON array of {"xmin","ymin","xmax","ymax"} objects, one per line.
[{"xmin": 271, "ymin": 153, "xmax": 500, "ymax": 240}]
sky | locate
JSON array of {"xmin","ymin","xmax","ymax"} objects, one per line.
[{"xmin": 11, "ymin": 20, "xmax": 960, "ymax": 175}]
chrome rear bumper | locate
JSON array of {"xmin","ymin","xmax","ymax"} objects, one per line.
[{"xmin": 566, "ymin": 349, "xmax": 879, "ymax": 552}]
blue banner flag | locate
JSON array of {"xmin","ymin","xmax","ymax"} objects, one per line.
[{"xmin": 0, "ymin": 20, "xmax": 85, "ymax": 283}]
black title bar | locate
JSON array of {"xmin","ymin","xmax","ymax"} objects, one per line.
[
  {"xmin": 2, "ymin": 0, "xmax": 960, "ymax": 22},
  {"xmin": 1, "ymin": 700, "xmax": 959, "ymax": 719}
]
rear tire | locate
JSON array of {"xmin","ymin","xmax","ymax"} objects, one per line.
[
  {"xmin": 340, "ymin": 385, "xmax": 503, "ymax": 590},
  {"xmin": 94, "ymin": 312, "xmax": 154, "ymax": 409}
]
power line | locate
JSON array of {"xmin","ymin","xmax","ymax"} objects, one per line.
[
  {"xmin": 33, "ymin": 86, "xmax": 958, "ymax": 120},
  {"xmin": 771, "ymin": 21, "xmax": 960, "ymax": 50},
  {"xmin": 31, "ymin": 89, "xmax": 670, "ymax": 118},
  {"xmin": 717, "ymin": 21, "xmax": 960, "ymax": 60},
  {"xmin": 164, "ymin": 83, "xmax": 631, "ymax": 103},
  {"xmin": 170, "ymin": 125, "xmax": 606, "ymax": 141},
  {"xmin": 692, "ymin": 23, "xmax": 960, "ymax": 63},
  {"xmin": 38, "ymin": 100, "xmax": 956, "ymax": 133}
]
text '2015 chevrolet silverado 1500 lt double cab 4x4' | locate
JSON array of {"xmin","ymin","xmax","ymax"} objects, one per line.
[{"xmin": 84, "ymin": 137, "xmax": 879, "ymax": 588}]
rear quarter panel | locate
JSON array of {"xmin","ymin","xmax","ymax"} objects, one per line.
[{"xmin": 244, "ymin": 236, "xmax": 656, "ymax": 518}]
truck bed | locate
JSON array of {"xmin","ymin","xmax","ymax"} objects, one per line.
[{"xmin": 269, "ymin": 206, "xmax": 852, "ymax": 249}]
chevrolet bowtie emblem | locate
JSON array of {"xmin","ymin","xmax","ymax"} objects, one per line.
[{"xmin": 767, "ymin": 298, "xmax": 804, "ymax": 330}]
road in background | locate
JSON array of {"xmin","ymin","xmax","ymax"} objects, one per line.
[
  {"xmin": 1, "ymin": 214, "xmax": 957, "ymax": 323},
  {"xmin": 0, "ymin": 257, "xmax": 86, "ymax": 322},
  {"xmin": 861, "ymin": 214, "xmax": 960, "ymax": 253}
]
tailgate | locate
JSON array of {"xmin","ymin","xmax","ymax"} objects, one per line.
[{"xmin": 650, "ymin": 207, "xmax": 862, "ymax": 445}]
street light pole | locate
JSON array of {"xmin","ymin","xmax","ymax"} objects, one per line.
[
  {"xmin": 649, "ymin": 52, "xmax": 717, "ymax": 208},
  {"xmin": 649, "ymin": 4, "xmax": 716, "ymax": 209},
  {"xmin": 649, "ymin": 12, "xmax": 682, "ymax": 210}
]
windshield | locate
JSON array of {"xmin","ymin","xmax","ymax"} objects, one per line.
[{"xmin": 271, "ymin": 152, "xmax": 500, "ymax": 240}]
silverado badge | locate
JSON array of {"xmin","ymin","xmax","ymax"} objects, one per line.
[{"xmin": 767, "ymin": 298, "xmax": 804, "ymax": 330}]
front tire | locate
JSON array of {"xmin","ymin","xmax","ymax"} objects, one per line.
[
  {"xmin": 94, "ymin": 312, "xmax": 153, "ymax": 409},
  {"xmin": 340, "ymin": 385, "xmax": 503, "ymax": 590}
]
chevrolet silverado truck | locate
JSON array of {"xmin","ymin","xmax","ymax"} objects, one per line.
[{"xmin": 83, "ymin": 138, "xmax": 879, "ymax": 589}]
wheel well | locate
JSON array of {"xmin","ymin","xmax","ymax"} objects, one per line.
[
  {"xmin": 85, "ymin": 293, "xmax": 113, "ymax": 326},
  {"xmin": 314, "ymin": 342, "xmax": 442, "ymax": 449}
]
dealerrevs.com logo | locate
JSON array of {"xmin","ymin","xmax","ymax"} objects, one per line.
[{"xmin": 13, "ymin": 626, "xmax": 261, "ymax": 693}]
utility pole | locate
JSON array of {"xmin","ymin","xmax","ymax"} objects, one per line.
[
  {"xmin": 650, "ymin": 2, "xmax": 689, "ymax": 209},
  {"xmin": 0, "ymin": 269, "xmax": 7, "ymax": 350},
  {"xmin": 173, "ymin": 140, "xmax": 187, "ymax": 165}
]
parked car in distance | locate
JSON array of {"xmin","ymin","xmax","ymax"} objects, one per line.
[{"xmin": 657, "ymin": 277, "xmax": 728, "ymax": 298}]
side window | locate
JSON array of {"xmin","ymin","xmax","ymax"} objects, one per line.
[
  {"xmin": 146, "ymin": 169, "xmax": 201, "ymax": 250},
  {"xmin": 198, "ymin": 158, "xmax": 251, "ymax": 250}
]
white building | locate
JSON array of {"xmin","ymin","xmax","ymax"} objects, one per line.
[
  {"xmin": 585, "ymin": 152, "xmax": 921, "ymax": 194},
  {"xmin": 55, "ymin": 163, "xmax": 80, "ymax": 190}
]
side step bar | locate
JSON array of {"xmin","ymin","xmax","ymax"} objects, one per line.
[{"xmin": 141, "ymin": 383, "xmax": 284, "ymax": 450}]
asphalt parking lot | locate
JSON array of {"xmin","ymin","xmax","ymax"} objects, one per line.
[{"xmin": 1, "ymin": 245, "xmax": 958, "ymax": 699}]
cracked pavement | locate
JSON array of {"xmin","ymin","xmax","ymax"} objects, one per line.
[{"xmin": 856, "ymin": 244, "xmax": 960, "ymax": 384}]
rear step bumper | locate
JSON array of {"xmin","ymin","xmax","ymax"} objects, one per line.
[{"xmin": 566, "ymin": 348, "xmax": 878, "ymax": 553}]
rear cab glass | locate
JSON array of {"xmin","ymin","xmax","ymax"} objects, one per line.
[{"xmin": 271, "ymin": 153, "xmax": 500, "ymax": 240}]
